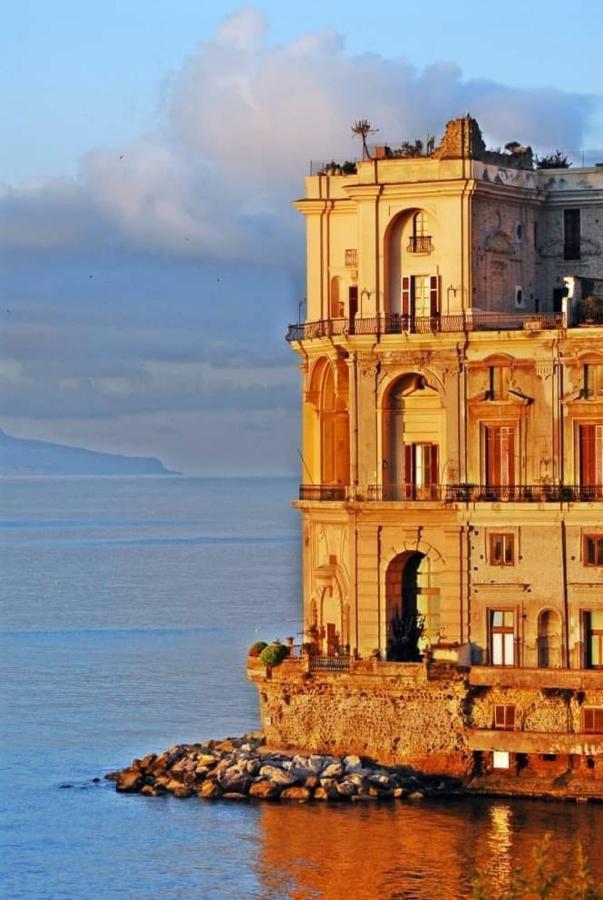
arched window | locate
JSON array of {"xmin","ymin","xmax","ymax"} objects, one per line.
[{"xmin": 385, "ymin": 551, "xmax": 440, "ymax": 660}]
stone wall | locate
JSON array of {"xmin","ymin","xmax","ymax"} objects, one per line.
[
  {"xmin": 253, "ymin": 662, "xmax": 473, "ymax": 776},
  {"xmin": 249, "ymin": 660, "xmax": 603, "ymax": 784}
]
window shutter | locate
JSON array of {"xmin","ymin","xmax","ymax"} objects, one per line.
[
  {"xmin": 506, "ymin": 705, "xmax": 516, "ymax": 729},
  {"xmin": 401, "ymin": 277, "xmax": 411, "ymax": 317},
  {"xmin": 494, "ymin": 706, "xmax": 504, "ymax": 728},
  {"xmin": 584, "ymin": 708, "xmax": 594, "ymax": 732},
  {"xmin": 580, "ymin": 425, "xmax": 595, "ymax": 485},
  {"xmin": 404, "ymin": 444, "xmax": 413, "ymax": 485},
  {"xmin": 430, "ymin": 275, "xmax": 439, "ymax": 316},
  {"xmin": 486, "ymin": 427, "xmax": 500, "ymax": 486},
  {"xmin": 430, "ymin": 445, "xmax": 439, "ymax": 486}
]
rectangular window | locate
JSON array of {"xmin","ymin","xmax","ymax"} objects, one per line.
[
  {"xmin": 404, "ymin": 443, "xmax": 439, "ymax": 498},
  {"xmin": 490, "ymin": 533, "xmax": 515, "ymax": 566},
  {"xmin": 490, "ymin": 610, "xmax": 516, "ymax": 666},
  {"xmin": 584, "ymin": 611, "xmax": 603, "ymax": 668},
  {"xmin": 584, "ymin": 535, "xmax": 603, "ymax": 566},
  {"xmin": 492, "ymin": 751, "xmax": 510, "ymax": 769},
  {"xmin": 401, "ymin": 275, "xmax": 439, "ymax": 320},
  {"xmin": 583, "ymin": 708, "xmax": 603, "ymax": 733},
  {"xmin": 485, "ymin": 425, "xmax": 515, "ymax": 487},
  {"xmin": 584, "ymin": 365, "xmax": 603, "ymax": 399},
  {"xmin": 494, "ymin": 705, "xmax": 516, "ymax": 730},
  {"xmin": 564, "ymin": 209, "xmax": 581, "ymax": 260},
  {"xmin": 578, "ymin": 424, "xmax": 603, "ymax": 496}
]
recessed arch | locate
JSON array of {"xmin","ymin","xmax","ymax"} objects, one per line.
[
  {"xmin": 385, "ymin": 551, "xmax": 441, "ymax": 660},
  {"xmin": 381, "ymin": 372, "xmax": 444, "ymax": 497},
  {"xmin": 384, "ymin": 207, "xmax": 437, "ymax": 316},
  {"xmin": 305, "ymin": 357, "xmax": 350, "ymax": 486},
  {"xmin": 537, "ymin": 609, "xmax": 562, "ymax": 668}
]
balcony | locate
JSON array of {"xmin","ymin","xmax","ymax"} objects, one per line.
[
  {"xmin": 286, "ymin": 312, "xmax": 565, "ymax": 342},
  {"xmin": 299, "ymin": 484, "xmax": 348, "ymax": 501},
  {"xmin": 407, "ymin": 235, "xmax": 433, "ymax": 253},
  {"xmin": 301, "ymin": 484, "xmax": 603, "ymax": 503}
]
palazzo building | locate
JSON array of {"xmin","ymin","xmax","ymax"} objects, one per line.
[{"xmin": 250, "ymin": 117, "xmax": 603, "ymax": 789}]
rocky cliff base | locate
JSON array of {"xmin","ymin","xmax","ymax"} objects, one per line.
[{"xmin": 106, "ymin": 733, "xmax": 460, "ymax": 802}]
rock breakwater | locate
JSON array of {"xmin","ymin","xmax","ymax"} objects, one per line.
[{"xmin": 106, "ymin": 733, "xmax": 460, "ymax": 803}]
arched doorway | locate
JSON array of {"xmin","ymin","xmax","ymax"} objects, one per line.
[
  {"xmin": 537, "ymin": 609, "xmax": 561, "ymax": 668},
  {"xmin": 385, "ymin": 551, "xmax": 440, "ymax": 660},
  {"xmin": 330, "ymin": 276, "xmax": 344, "ymax": 318},
  {"xmin": 385, "ymin": 208, "xmax": 437, "ymax": 321}
]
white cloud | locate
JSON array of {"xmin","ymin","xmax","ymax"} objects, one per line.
[{"xmin": 1, "ymin": 7, "xmax": 599, "ymax": 263}]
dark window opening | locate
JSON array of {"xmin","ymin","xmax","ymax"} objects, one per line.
[
  {"xmin": 584, "ymin": 708, "xmax": 603, "ymax": 733},
  {"xmin": 564, "ymin": 209, "xmax": 581, "ymax": 260}
]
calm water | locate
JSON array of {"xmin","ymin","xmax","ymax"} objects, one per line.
[{"xmin": 1, "ymin": 477, "xmax": 602, "ymax": 899}]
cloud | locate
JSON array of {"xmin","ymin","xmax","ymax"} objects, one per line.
[
  {"xmin": 1, "ymin": 7, "xmax": 600, "ymax": 471},
  {"xmin": 1, "ymin": 7, "xmax": 599, "ymax": 263}
]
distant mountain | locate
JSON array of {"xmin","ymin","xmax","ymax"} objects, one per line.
[{"xmin": 0, "ymin": 429, "xmax": 177, "ymax": 476}]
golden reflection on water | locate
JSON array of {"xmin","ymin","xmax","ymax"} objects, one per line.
[{"xmin": 255, "ymin": 798, "xmax": 603, "ymax": 899}]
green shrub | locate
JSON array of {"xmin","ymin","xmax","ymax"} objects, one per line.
[
  {"xmin": 259, "ymin": 642, "xmax": 289, "ymax": 667},
  {"xmin": 248, "ymin": 641, "xmax": 268, "ymax": 658}
]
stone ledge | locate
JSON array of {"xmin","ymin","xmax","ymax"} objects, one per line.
[
  {"xmin": 469, "ymin": 666, "xmax": 603, "ymax": 690},
  {"xmin": 466, "ymin": 729, "xmax": 603, "ymax": 755}
]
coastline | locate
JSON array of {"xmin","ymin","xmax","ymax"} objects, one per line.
[{"xmin": 107, "ymin": 733, "xmax": 603, "ymax": 804}]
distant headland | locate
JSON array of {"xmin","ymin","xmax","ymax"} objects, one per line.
[{"xmin": 0, "ymin": 428, "xmax": 177, "ymax": 476}]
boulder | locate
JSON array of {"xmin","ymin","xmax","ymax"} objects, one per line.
[
  {"xmin": 171, "ymin": 785, "xmax": 193, "ymax": 799},
  {"xmin": 408, "ymin": 790, "xmax": 424, "ymax": 800},
  {"xmin": 343, "ymin": 755, "xmax": 363, "ymax": 772},
  {"xmin": 140, "ymin": 784, "xmax": 159, "ymax": 797},
  {"xmin": 195, "ymin": 754, "xmax": 219, "ymax": 770},
  {"xmin": 280, "ymin": 786, "xmax": 311, "ymax": 802},
  {"xmin": 321, "ymin": 762, "xmax": 344, "ymax": 779},
  {"xmin": 336, "ymin": 780, "xmax": 357, "ymax": 798},
  {"xmin": 199, "ymin": 780, "xmax": 222, "ymax": 798},
  {"xmin": 249, "ymin": 780, "xmax": 282, "ymax": 800},
  {"xmin": 314, "ymin": 786, "xmax": 329, "ymax": 801},
  {"xmin": 219, "ymin": 771, "xmax": 251, "ymax": 794},
  {"xmin": 116, "ymin": 769, "xmax": 143, "ymax": 793},
  {"xmin": 304, "ymin": 774, "xmax": 319, "ymax": 790},
  {"xmin": 139, "ymin": 753, "xmax": 157, "ymax": 771},
  {"xmin": 393, "ymin": 787, "xmax": 407, "ymax": 799},
  {"xmin": 259, "ymin": 765, "xmax": 296, "ymax": 786},
  {"xmin": 222, "ymin": 792, "xmax": 248, "ymax": 801}
]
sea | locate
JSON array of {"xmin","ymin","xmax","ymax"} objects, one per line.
[{"xmin": 1, "ymin": 476, "xmax": 602, "ymax": 899}]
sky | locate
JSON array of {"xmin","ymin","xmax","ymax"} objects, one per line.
[{"xmin": 1, "ymin": 1, "xmax": 602, "ymax": 474}]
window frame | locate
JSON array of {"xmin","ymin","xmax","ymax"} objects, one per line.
[
  {"xmin": 583, "ymin": 707, "xmax": 603, "ymax": 734},
  {"xmin": 583, "ymin": 534, "xmax": 603, "ymax": 567},
  {"xmin": 489, "ymin": 532, "xmax": 515, "ymax": 566},
  {"xmin": 489, "ymin": 608, "xmax": 517, "ymax": 667},
  {"xmin": 563, "ymin": 208, "xmax": 581, "ymax": 260},
  {"xmin": 494, "ymin": 704, "xmax": 516, "ymax": 730}
]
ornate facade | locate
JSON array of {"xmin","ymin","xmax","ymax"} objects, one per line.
[{"xmin": 250, "ymin": 117, "xmax": 603, "ymax": 788}]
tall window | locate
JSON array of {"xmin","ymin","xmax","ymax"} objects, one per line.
[
  {"xmin": 402, "ymin": 275, "xmax": 439, "ymax": 320},
  {"xmin": 583, "ymin": 708, "xmax": 603, "ymax": 733},
  {"xmin": 584, "ymin": 611, "xmax": 603, "ymax": 669},
  {"xmin": 490, "ymin": 610, "xmax": 516, "ymax": 666},
  {"xmin": 404, "ymin": 443, "xmax": 439, "ymax": 498},
  {"xmin": 485, "ymin": 425, "xmax": 515, "ymax": 486},
  {"xmin": 564, "ymin": 209, "xmax": 581, "ymax": 260},
  {"xmin": 494, "ymin": 705, "xmax": 516, "ymax": 730},
  {"xmin": 584, "ymin": 365, "xmax": 603, "ymax": 399},
  {"xmin": 584, "ymin": 534, "xmax": 603, "ymax": 567},
  {"xmin": 578, "ymin": 424, "xmax": 603, "ymax": 497},
  {"xmin": 489, "ymin": 533, "xmax": 515, "ymax": 566}
]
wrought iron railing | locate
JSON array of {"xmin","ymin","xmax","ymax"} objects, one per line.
[
  {"xmin": 407, "ymin": 235, "xmax": 433, "ymax": 253},
  {"xmin": 308, "ymin": 655, "xmax": 351, "ymax": 672},
  {"xmin": 365, "ymin": 483, "xmax": 603, "ymax": 502},
  {"xmin": 299, "ymin": 484, "xmax": 348, "ymax": 501},
  {"xmin": 367, "ymin": 484, "xmax": 444, "ymax": 501},
  {"xmin": 286, "ymin": 312, "xmax": 565, "ymax": 341}
]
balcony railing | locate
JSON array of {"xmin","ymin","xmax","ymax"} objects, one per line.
[
  {"xmin": 302, "ymin": 484, "xmax": 603, "ymax": 502},
  {"xmin": 367, "ymin": 484, "xmax": 444, "ymax": 501},
  {"xmin": 286, "ymin": 312, "xmax": 566, "ymax": 341},
  {"xmin": 407, "ymin": 235, "xmax": 433, "ymax": 253},
  {"xmin": 299, "ymin": 484, "xmax": 348, "ymax": 501},
  {"xmin": 308, "ymin": 655, "xmax": 351, "ymax": 672}
]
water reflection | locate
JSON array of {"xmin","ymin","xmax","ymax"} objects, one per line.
[{"xmin": 255, "ymin": 798, "xmax": 603, "ymax": 899}]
